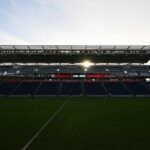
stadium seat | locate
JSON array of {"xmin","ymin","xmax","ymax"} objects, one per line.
[
  {"xmin": 142, "ymin": 82, "xmax": 150, "ymax": 90},
  {"xmin": 12, "ymin": 82, "xmax": 39, "ymax": 95},
  {"xmin": 36, "ymin": 82, "xmax": 60, "ymax": 95},
  {"xmin": 103, "ymin": 82, "xmax": 131, "ymax": 95},
  {"xmin": 84, "ymin": 82, "xmax": 107, "ymax": 96},
  {"xmin": 123, "ymin": 81, "xmax": 150, "ymax": 95},
  {"xmin": 0, "ymin": 81, "xmax": 19, "ymax": 95},
  {"xmin": 60, "ymin": 82, "xmax": 82, "ymax": 95}
]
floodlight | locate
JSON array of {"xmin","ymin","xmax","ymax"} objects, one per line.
[
  {"xmin": 16, "ymin": 70, "xmax": 20, "ymax": 74},
  {"xmin": 57, "ymin": 68, "xmax": 60, "ymax": 72},
  {"xmin": 84, "ymin": 68, "xmax": 88, "ymax": 72},
  {"xmin": 3, "ymin": 71, "xmax": 7, "ymax": 76},
  {"xmin": 105, "ymin": 68, "xmax": 109, "ymax": 72},
  {"xmin": 124, "ymin": 70, "xmax": 127, "ymax": 74}
]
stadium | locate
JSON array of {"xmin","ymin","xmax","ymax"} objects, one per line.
[
  {"xmin": 0, "ymin": 45, "xmax": 150, "ymax": 96},
  {"xmin": 0, "ymin": 45, "xmax": 150, "ymax": 150}
]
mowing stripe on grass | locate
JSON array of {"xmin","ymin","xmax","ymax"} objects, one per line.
[{"xmin": 21, "ymin": 97, "xmax": 70, "ymax": 150}]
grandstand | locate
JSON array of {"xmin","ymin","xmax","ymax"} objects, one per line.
[
  {"xmin": 1, "ymin": 45, "xmax": 150, "ymax": 150},
  {"xmin": 0, "ymin": 45, "xmax": 150, "ymax": 96}
]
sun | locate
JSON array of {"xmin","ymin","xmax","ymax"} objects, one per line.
[{"xmin": 82, "ymin": 60, "xmax": 94, "ymax": 68}]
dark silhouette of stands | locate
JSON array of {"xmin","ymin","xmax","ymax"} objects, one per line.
[
  {"xmin": 0, "ymin": 81, "xmax": 150, "ymax": 96},
  {"xmin": 103, "ymin": 82, "xmax": 131, "ymax": 95},
  {"xmin": 36, "ymin": 82, "xmax": 60, "ymax": 95},
  {"xmin": 12, "ymin": 82, "xmax": 39, "ymax": 95},
  {"xmin": 124, "ymin": 82, "xmax": 150, "ymax": 95},
  {"xmin": 84, "ymin": 82, "xmax": 107, "ymax": 95},
  {"xmin": 143, "ymin": 82, "xmax": 150, "ymax": 90},
  {"xmin": 60, "ymin": 82, "xmax": 82, "ymax": 95},
  {"xmin": 0, "ymin": 82, "xmax": 19, "ymax": 95}
]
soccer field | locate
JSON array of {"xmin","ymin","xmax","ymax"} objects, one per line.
[{"xmin": 0, "ymin": 97, "xmax": 150, "ymax": 150}]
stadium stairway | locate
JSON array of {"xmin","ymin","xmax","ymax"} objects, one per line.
[
  {"xmin": 101, "ymin": 82, "xmax": 109, "ymax": 95},
  {"xmin": 34, "ymin": 82, "xmax": 42, "ymax": 95},
  {"xmin": 81, "ymin": 82, "xmax": 85, "ymax": 95},
  {"xmin": 58, "ymin": 82, "xmax": 63, "ymax": 95}
]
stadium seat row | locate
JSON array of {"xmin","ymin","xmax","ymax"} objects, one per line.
[{"xmin": 0, "ymin": 81, "xmax": 150, "ymax": 96}]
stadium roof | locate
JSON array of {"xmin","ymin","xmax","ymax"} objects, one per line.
[
  {"xmin": 1, "ymin": 45, "xmax": 150, "ymax": 50},
  {"xmin": 0, "ymin": 45, "xmax": 150, "ymax": 63}
]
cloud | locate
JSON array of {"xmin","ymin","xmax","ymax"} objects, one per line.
[
  {"xmin": 0, "ymin": 0, "xmax": 150, "ymax": 45},
  {"xmin": 0, "ymin": 28, "xmax": 27, "ymax": 44}
]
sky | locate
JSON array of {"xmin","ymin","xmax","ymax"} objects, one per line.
[{"xmin": 0, "ymin": 0, "xmax": 150, "ymax": 45}]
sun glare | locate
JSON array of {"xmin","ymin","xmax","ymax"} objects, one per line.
[{"xmin": 82, "ymin": 60, "xmax": 94, "ymax": 68}]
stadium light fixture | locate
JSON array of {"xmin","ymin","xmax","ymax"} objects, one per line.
[
  {"xmin": 105, "ymin": 68, "xmax": 109, "ymax": 72},
  {"xmin": 84, "ymin": 68, "xmax": 88, "ymax": 72},
  {"xmin": 57, "ymin": 68, "xmax": 60, "ymax": 72},
  {"xmin": 34, "ymin": 68, "xmax": 39, "ymax": 72},
  {"xmin": 124, "ymin": 70, "xmax": 128, "ymax": 74},
  {"xmin": 82, "ymin": 60, "xmax": 93, "ymax": 68},
  {"xmin": 3, "ymin": 71, "xmax": 7, "ymax": 76}
]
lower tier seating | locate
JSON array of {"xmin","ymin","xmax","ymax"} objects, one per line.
[
  {"xmin": 60, "ymin": 82, "xmax": 82, "ymax": 95},
  {"xmin": 36, "ymin": 82, "xmax": 60, "ymax": 95},
  {"xmin": 0, "ymin": 82, "xmax": 19, "ymax": 95},
  {"xmin": 0, "ymin": 81, "xmax": 149, "ymax": 96},
  {"xmin": 12, "ymin": 82, "xmax": 39, "ymax": 95},
  {"xmin": 123, "ymin": 82, "xmax": 150, "ymax": 95},
  {"xmin": 84, "ymin": 82, "xmax": 107, "ymax": 95},
  {"xmin": 142, "ymin": 82, "xmax": 150, "ymax": 90},
  {"xmin": 103, "ymin": 82, "xmax": 131, "ymax": 95}
]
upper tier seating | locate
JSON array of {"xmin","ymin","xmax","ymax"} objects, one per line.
[{"xmin": 0, "ymin": 65, "xmax": 149, "ymax": 77}]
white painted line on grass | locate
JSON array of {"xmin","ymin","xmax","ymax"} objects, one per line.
[{"xmin": 21, "ymin": 97, "xmax": 70, "ymax": 150}]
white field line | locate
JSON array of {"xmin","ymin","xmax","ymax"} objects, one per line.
[{"xmin": 21, "ymin": 97, "xmax": 70, "ymax": 150}]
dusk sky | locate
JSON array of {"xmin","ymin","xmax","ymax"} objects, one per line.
[{"xmin": 0, "ymin": 0, "xmax": 150, "ymax": 45}]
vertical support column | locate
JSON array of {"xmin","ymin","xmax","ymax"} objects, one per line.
[{"xmin": 58, "ymin": 81, "xmax": 62, "ymax": 95}]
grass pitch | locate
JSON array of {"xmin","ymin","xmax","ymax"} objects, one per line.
[{"xmin": 0, "ymin": 97, "xmax": 150, "ymax": 150}]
